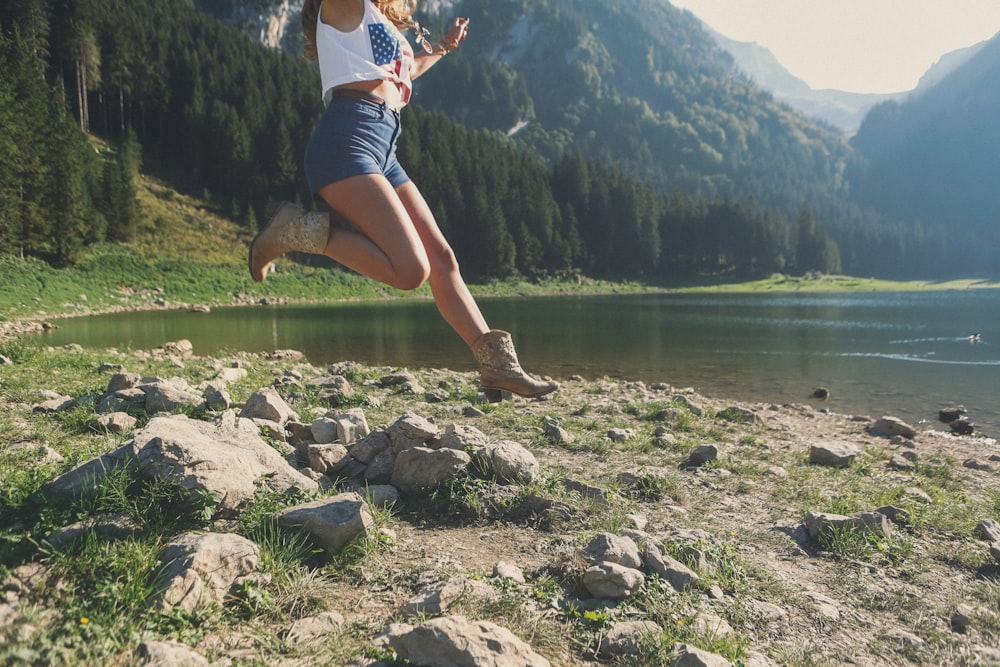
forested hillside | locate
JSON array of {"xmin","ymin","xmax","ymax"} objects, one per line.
[
  {"xmin": 1, "ymin": 0, "xmax": 844, "ymax": 281},
  {"xmin": 7, "ymin": 0, "xmax": 997, "ymax": 280}
]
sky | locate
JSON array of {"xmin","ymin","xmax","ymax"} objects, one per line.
[{"xmin": 668, "ymin": 0, "xmax": 1000, "ymax": 93}]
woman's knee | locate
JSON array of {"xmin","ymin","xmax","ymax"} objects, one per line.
[
  {"xmin": 391, "ymin": 256, "xmax": 431, "ymax": 291},
  {"xmin": 427, "ymin": 244, "xmax": 461, "ymax": 278}
]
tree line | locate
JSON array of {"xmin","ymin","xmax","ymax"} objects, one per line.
[{"xmin": 0, "ymin": 0, "xmax": 840, "ymax": 279}]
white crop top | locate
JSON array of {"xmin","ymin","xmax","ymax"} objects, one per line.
[{"xmin": 316, "ymin": 0, "xmax": 414, "ymax": 106}]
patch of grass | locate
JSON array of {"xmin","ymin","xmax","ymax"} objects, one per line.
[
  {"xmin": 7, "ymin": 533, "xmax": 218, "ymax": 664},
  {"xmin": 814, "ymin": 522, "xmax": 914, "ymax": 565}
]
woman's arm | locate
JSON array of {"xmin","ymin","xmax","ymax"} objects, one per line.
[{"xmin": 410, "ymin": 17, "xmax": 468, "ymax": 80}]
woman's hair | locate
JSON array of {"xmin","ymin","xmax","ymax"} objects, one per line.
[{"xmin": 302, "ymin": 0, "xmax": 418, "ymax": 61}]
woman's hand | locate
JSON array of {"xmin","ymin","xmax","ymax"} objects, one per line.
[{"xmin": 439, "ymin": 17, "xmax": 469, "ymax": 52}]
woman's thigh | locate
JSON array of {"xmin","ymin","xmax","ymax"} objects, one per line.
[{"xmin": 317, "ymin": 174, "xmax": 430, "ymax": 287}]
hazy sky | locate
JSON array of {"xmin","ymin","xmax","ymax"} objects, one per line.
[{"xmin": 669, "ymin": 0, "xmax": 1000, "ymax": 93}]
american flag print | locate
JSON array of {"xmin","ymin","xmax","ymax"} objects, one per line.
[{"xmin": 368, "ymin": 23, "xmax": 401, "ymax": 68}]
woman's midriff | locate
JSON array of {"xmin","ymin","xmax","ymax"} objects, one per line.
[{"xmin": 333, "ymin": 80, "xmax": 405, "ymax": 111}]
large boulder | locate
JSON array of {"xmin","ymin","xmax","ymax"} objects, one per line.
[
  {"xmin": 387, "ymin": 615, "xmax": 550, "ymax": 667},
  {"xmin": 390, "ymin": 447, "xmax": 471, "ymax": 495}
]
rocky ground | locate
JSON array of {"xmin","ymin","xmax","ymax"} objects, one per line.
[{"xmin": 1, "ymin": 337, "xmax": 999, "ymax": 666}]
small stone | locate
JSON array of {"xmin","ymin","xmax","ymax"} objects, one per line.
[
  {"xmin": 809, "ymin": 441, "xmax": 860, "ymax": 467},
  {"xmin": 686, "ymin": 444, "xmax": 718, "ymax": 467},
  {"xmin": 951, "ymin": 604, "xmax": 974, "ymax": 633}
]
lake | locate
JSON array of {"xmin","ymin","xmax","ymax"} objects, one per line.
[{"xmin": 32, "ymin": 290, "xmax": 1000, "ymax": 433}]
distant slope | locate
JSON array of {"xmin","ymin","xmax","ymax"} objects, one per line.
[
  {"xmin": 707, "ymin": 30, "xmax": 898, "ymax": 133},
  {"xmin": 850, "ymin": 32, "xmax": 1000, "ymax": 274}
]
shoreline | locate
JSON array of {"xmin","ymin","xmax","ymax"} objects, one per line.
[{"xmin": 4, "ymin": 273, "xmax": 998, "ymax": 344}]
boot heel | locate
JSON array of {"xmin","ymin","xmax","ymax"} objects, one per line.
[{"xmin": 483, "ymin": 388, "xmax": 504, "ymax": 403}]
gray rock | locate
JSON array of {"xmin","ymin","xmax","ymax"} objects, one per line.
[
  {"xmin": 686, "ymin": 444, "xmax": 719, "ymax": 467},
  {"xmin": 437, "ymin": 423, "xmax": 491, "ymax": 452},
  {"xmin": 804, "ymin": 511, "xmax": 892, "ymax": 541},
  {"xmin": 876, "ymin": 505, "xmax": 910, "ymax": 525},
  {"xmin": 365, "ymin": 448, "xmax": 397, "ymax": 485},
  {"xmin": 400, "ymin": 577, "xmax": 493, "ymax": 616},
  {"xmin": 389, "ymin": 412, "xmax": 439, "ymax": 452},
  {"xmin": 240, "ymin": 386, "xmax": 299, "ymax": 426},
  {"xmin": 598, "ymin": 620, "xmax": 661, "ymax": 658},
  {"xmin": 672, "ymin": 642, "xmax": 732, "ymax": 666},
  {"xmin": 46, "ymin": 512, "xmax": 140, "ymax": 550},
  {"xmin": 135, "ymin": 639, "xmax": 209, "ymax": 666},
  {"xmin": 950, "ymin": 419, "xmax": 975, "ymax": 436},
  {"xmin": 642, "ymin": 542, "xmax": 699, "ymax": 592},
  {"xmin": 388, "ymin": 615, "xmax": 550, "ymax": 667},
  {"xmin": 106, "ymin": 372, "xmax": 143, "ymax": 393},
  {"xmin": 868, "ymin": 416, "xmax": 917, "ymax": 439},
  {"xmin": 562, "ymin": 478, "xmax": 613, "ymax": 505},
  {"xmin": 44, "ymin": 445, "xmax": 136, "ymax": 500},
  {"xmin": 91, "ymin": 411, "xmax": 137, "ymax": 434},
  {"xmin": 472, "ymin": 440, "xmax": 539, "ymax": 485},
  {"xmin": 203, "ymin": 384, "xmax": 230, "ymax": 411},
  {"xmin": 743, "ymin": 652, "xmax": 782, "ymax": 667},
  {"xmin": 214, "ymin": 367, "xmax": 247, "ymax": 384},
  {"xmin": 693, "ymin": 611, "xmax": 733, "ymax": 637},
  {"xmin": 354, "ymin": 484, "xmax": 400, "ymax": 509},
  {"xmin": 390, "ymin": 447, "xmax": 471, "ymax": 496},
  {"xmin": 809, "ymin": 441, "xmax": 861, "ymax": 467},
  {"xmin": 285, "ymin": 611, "xmax": 345, "ymax": 642},
  {"xmin": 424, "ymin": 388, "xmax": 450, "ymax": 402},
  {"xmin": 584, "ymin": 533, "xmax": 643, "ymax": 570},
  {"xmin": 493, "ymin": 561, "xmax": 526, "ymax": 584},
  {"xmin": 673, "ymin": 394, "xmax": 703, "ymax": 415},
  {"xmin": 582, "ymin": 562, "xmax": 644, "ymax": 600},
  {"xmin": 156, "ymin": 532, "xmax": 264, "ymax": 614},
  {"xmin": 350, "ymin": 430, "xmax": 392, "ymax": 464},
  {"xmin": 975, "ymin": 519, "xmax": 1000, "ymax": 542},
  {"xmin": 310, "ymin": 417, "xmax": 339, "ymax": 444},
  {"xmin": 543, "ymin": 418, "xmax": 574, "ymax": 444},
  {"xmin": 274, "ymin": 492, "xmax": 372, "ymax": 554},
  {"xmin": 129, "ymin": 412, "xmax": 318, "ymax": 517},
  {"xmin": 888, "ymin": 453, "xmax": 915, "ymax": 471},
  {"xmin": 332, "ymin": 408, "xmax": 370, "ymax": 445},
  {"xmin": 32, "ymin": 395, "xmax": 74, "ymax": 413},
  {"xmin": 142, "ymin": 380, "xmax": 205, "ymax": 414},
  {"xmin": 307, "ymin": 443, "xmax": 351, "ymax": 476},
  {"xmin": 607, "ymin": 428, "xmax": 635, "ymax": 442},
  {"xmin": 717, "ymin": 406, "xmax": 762, "ymax": 425}
]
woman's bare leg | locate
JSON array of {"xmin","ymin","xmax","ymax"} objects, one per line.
[
  {"xmin": 315, "ymin": 175, "xmax": 489, "ymax": 345},
  {"xmin": 315, "ymin": 174, "xmax": 429, "ymax": 290},
  {"xmin": 395, "ymin": 181, "xmax": 489, "ymax": 346}
]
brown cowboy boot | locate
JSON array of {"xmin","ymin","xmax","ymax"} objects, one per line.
[
  {"xmin": 471, "ymin": 329, "xmax": 559, "ymax": 402},
  {"xmin": 249, "ymin": 202, "xmax": 330, "ymax": 281}
]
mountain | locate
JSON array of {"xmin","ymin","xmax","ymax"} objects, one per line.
[
  {"xmin": 706, "ymin": 30, "xmax": 899, "ymax": 133},
  {"xmin": 850, "ymin": 31, "xmax": 1000, "ymax": 274},
  {"xmin": 196, "ymin": 0, "xmax": 999, "ymax": 278},
  {"xmin": 913, "ymin": 39, "xmax": 989, "ymax": 93}
]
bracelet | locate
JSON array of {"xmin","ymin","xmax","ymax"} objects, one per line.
[{"xmin": 436, "ymin": 40, "xmax": 457, "ymax": 55}]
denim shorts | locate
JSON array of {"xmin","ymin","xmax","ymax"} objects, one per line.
[{"xmin": 304, "ymin": 92, "xmax": 410, "ymax": 194}]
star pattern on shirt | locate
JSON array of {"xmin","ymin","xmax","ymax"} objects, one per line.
[{"xmin": 368, "ymin": 23, "xmax": 401, "ymax": 67}]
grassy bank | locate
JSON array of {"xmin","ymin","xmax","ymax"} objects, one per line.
[{"xmin": 2, "ymin": 174, "xmax": 996, "ymax": 327}]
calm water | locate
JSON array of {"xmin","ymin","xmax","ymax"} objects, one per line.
[{"xmin": 33, "ymin": 291, "xmax": 1000, "ymax": 432}]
